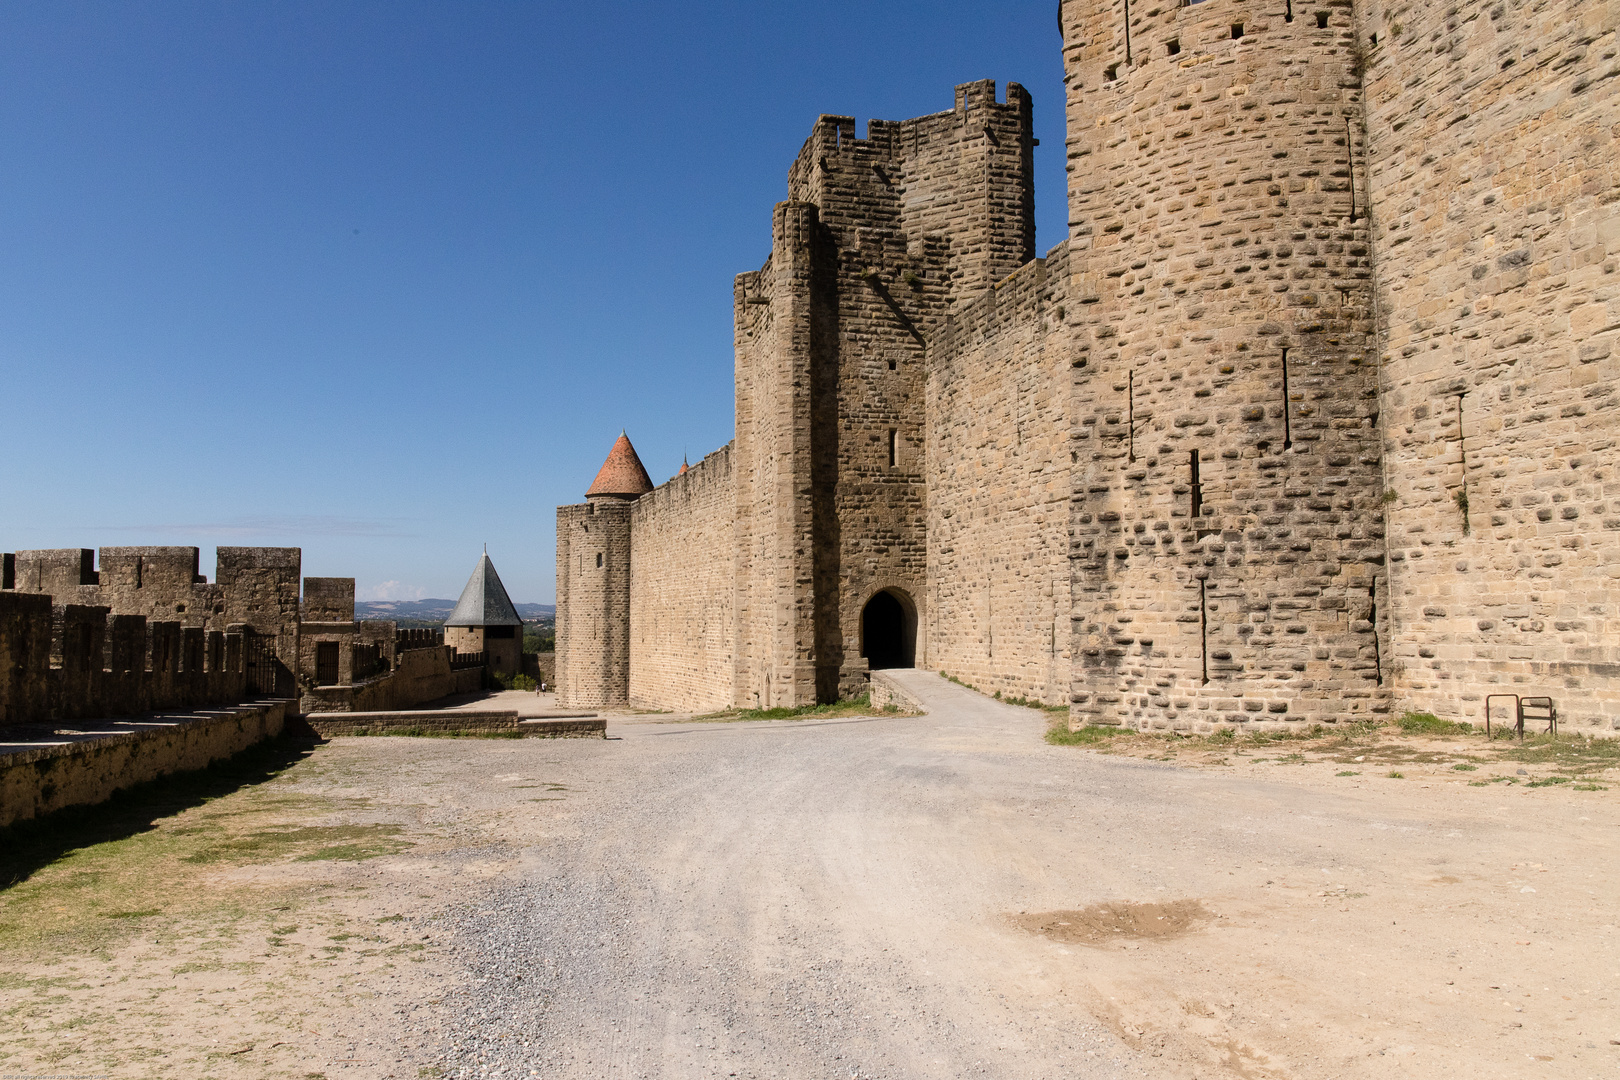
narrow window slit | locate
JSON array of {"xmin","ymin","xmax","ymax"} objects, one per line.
[
  {"xmin": 1368, "ymin": 582, "xmax": 1383, "ymax": 685},
  {"xmin": 888, "ymin": 428, "xmax": 898, "ymax": 468},
  {"xmin": 1199, "ymin": 580, "xmax": 1210, "ymax": 685},
  {"xmin": 1166, "ymin": 38, "xmax": 1180, "ymax": 56},
  {"xmin": 1456, "ymin": 393, "xmax": 1470, "ymax": 535},
  {"xmin": 1189, "ymin": 449, "xmax": 1203, "ymax": 517},
  {"xmin": 1127, "ymin": 370, "xmax": 1136, "ymax": 463},
  {"xmin": 1231, "ymin": 22, "xmax": 1244, "ymax": 39},
  {"xmin": 1281, "ymin": 347, "xmax": 1293, "ymax": 450},
  {"xmin": 1123, "ymin": 0, "xmax": 1132, "ymax": 63},
  {"xmin": 1316, "ymin": 11, "xmax": 1329, "ymax": 28},
  {"xmin": 1347, "ymin": 117, "xmax": 1358, "ymax": 222},
  {"xmin": 1285, "ymin": 0, "xmax": 1293, "ymax": 22},
  {"xmin": 596, "ymin": 552, "xmax": 603, "ymax": 568}
]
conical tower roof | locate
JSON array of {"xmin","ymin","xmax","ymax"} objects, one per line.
[
  {"xmin": 444, "ymin": 551, "xmax": 524, "ymax": 627},
  {"xmin": 586, "ymin": 432, "xmax": 654, "ymax": 499}
]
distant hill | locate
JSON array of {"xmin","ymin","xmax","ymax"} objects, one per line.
[{"xmin": 355, "ymin": 599, "xmax": 555, "ymax": 622}]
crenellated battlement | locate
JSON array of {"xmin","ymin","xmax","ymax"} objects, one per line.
[{"xmin": 0, "ymin": 591, "xmax": 254, "ymax": 728}]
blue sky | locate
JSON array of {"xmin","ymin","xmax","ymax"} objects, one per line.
[{"xmin": 0, "ymin": 1, "xmax": 1068, "ymax": 603}]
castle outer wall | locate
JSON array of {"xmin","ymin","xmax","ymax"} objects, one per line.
[
  {"xmin": 926, "ymin": 248, "xmax": 1075, "ymax": 704},
  {"xmin": 629, "ymin": 446, "xmax": 737, "ymax": 713},
  {"xmin": 1361, "ymin": 0, "xmax": 1620, "ymax": 731},
  {"xmin": 555, "ymin": 0, "xmax": 1620, "ymax": 734}
]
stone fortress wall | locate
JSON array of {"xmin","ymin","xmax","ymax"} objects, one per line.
[
  {"xmin": 557, "ymin": 0, "xmax": 1620, "ymax": 734},
  {"xmin": 927, "ymin": 246, "xmax": 1076, "ymax": 704},
  {"xmin": 1360, "ymin": 0, "xmax": 1620, "ymax": 731},
  {"xmin": 629, "ymin": 446, "xmax": 736, "ymax": 713},
  {"xmin": 1060, "ymin": 0, "xmax": 1388, "ymax": 729}
]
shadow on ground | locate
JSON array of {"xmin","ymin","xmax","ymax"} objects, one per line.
[{"xmin": 0, "ymin": 735, "xmax": 320, "ymax": 889}]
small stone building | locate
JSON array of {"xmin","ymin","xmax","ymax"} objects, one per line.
[{"xmin": 444, "ymin": 551, "xmax": 525, "ymax": 678}]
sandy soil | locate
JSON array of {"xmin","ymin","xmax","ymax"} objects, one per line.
[{"xmin": 3, "ymin": 673, "xmax": 1617, "ymax": 1079}]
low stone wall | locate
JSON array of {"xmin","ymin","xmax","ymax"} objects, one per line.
[
  {"xmin": 869, "ymin": 671, "xmax": 927, "ymax": 713},
  {"xmin": 299, "ymin": 649, "xmax": 483, "ymax": 714},
  {"xmin": 296, "ymin": 709, "xmax": 605, "ymax": 739},
  {"xmin": 0, "ymin": 699, "xmax": 288, "ymax": 828}
]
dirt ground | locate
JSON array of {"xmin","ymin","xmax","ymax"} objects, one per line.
[{"xmin": 2, "ymin": 673, "xmax": 1618, "ymax": 1079}]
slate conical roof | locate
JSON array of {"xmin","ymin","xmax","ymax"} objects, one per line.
[
  {"xmin": 444, "ymin": 552, "xmax": 524, "ymax": 627},
  {"xmin": 585, "ymin": 432, "xmax": 655, "ymax": 499}
]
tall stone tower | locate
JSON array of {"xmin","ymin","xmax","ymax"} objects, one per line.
[
  {"xmin": 554, "ymin": 433, "xmax": 652, "ymax": 708},
  {"xmin": 732, "ymin": 81, "xmax": 1038, "ymax": 708},
  {"xmin": 1061, "ymin": 0, "xmax": 1389, "ymax": 728}
]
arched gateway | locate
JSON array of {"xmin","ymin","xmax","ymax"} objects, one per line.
[{"xmin": 861, "ymin": 588, "xmax": 916, "ymax": 671}]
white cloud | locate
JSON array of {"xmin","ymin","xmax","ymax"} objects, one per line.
[{"xmin": 360, "ymin": 580, "xmax": 427, "ymax": 602}]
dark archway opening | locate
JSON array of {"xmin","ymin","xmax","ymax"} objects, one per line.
[{"xmin": 861, "ymin": 589, "xmax": 915, "ymax": 670}]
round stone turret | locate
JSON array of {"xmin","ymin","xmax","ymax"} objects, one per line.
[{"xmin": 1062, "ymin": 0, "xmax": 1388, "ymax": 731}]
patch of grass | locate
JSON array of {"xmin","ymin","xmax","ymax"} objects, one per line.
[
  {"xmin": 1575, "ymin": 783, "xmax": 1609, "ymax": 791},
  {"xmin": 1526, "ymin": 776, "xmax": 1573, "ymax": 788},
  {"xmin": 695, "ymin": 694, "xmax": 899, "ymax": 723},
  {"xmin": 1046, "ymin": 722, "xmax": 1133, "ymax": 746},
  {"xmin": 1387, "ymin": 771, "xmax": 1405, "ymax": 779},
  {"xmin": 1397, "ymin": 711, "xmax": 1474, "ymax": 736},
  {"xmin": 1500, "ymin": 733, "xmax": 1620, "ymax": 777},
  {"xmin": 1244, "ymin": 724, "xmax": 1328, "ymax": 745},
  {"xmin": 1336, "ymin": 770, "xmax": 1360, "ymax": 777},
  {"xmin": 0, "ymin": 734, "xmax": 425, "ymax": 963},
  {"xmin": 1451, "ymin": 763, "xmax": 1478, "ymax": 771},
  {"xmin": 1001, "ymin": 694, "xmax": 1070, "ymax": 715},
  {"xmin": 182, "ymin": 824, "xmax": 410, "ymax": 865}
]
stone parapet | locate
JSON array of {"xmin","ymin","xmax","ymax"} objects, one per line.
[{"xmin": 0, "ymin": 698, "xmax": 288, "ymax": 828}]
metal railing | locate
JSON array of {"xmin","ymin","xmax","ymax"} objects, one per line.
[{"xmin": 1484, "ymin": 694, "xmax": 1557, "ymax": 740}]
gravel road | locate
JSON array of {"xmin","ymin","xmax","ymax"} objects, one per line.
[{"xmin": 421, "ymin": 671, "xmax": 1620, "ymax": 1080}]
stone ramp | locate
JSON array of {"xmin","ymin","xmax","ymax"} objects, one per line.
[
  {"xmin": 870, "ymin": 667, "xmax": 1051, "ymax": 722},
  {"xmin": 868, "ymin": 669, "xmax": 931, "ymax": 713}
]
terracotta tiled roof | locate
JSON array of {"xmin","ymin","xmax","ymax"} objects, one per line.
[
  {"xmin": 677, "ymin": 456, "xmax": 689, "ymax": 477},
  {"xmin": 586, "ymin": 432, "xmax": 654, "ymax": 499}
]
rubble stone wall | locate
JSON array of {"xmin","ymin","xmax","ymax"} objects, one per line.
[{"xmin": 1060, "ymin": 0, "xmax": 1389, "ymax": 730}]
